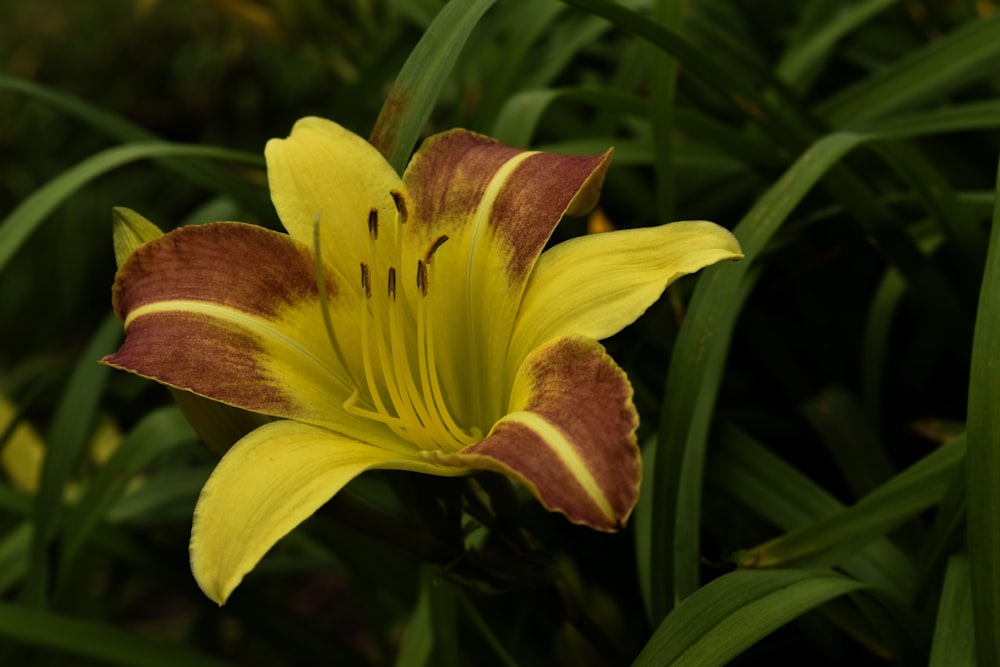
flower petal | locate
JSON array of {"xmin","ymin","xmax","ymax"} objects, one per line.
[
  {"xmin": 190, "ymin": 420, "xmax": 459, "ymax": 604},
  {"xmin": 435, "ymin": 336, "xmax": 640, "ymax": 531},
  {"xmin": 401, "ymin": 131, "xmax": 613, "ymax": 427},
  {"xmin": 265, "ymin": 116, "xmax": 404, "ymax": 290},
  {"xmin": 507, "ymin": 221, "xmax": 743, "ymax": 380},
  {"xmin": 102, "ymin": 222, "xmax": 396, "ymax": 448}
]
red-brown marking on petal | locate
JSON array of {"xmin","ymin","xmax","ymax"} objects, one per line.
[
  {"xmin": 455, "ymin": 336, "xmax": 640, "ymax": 530},
  {"xmin": 489, "ymin": 150, "xmax": 612, "ymax": 280},
  {"xmin": 112, "ymin": 222, "xmax": 330, "ymax": 322},
  {"xmin": 103, "ymin": 312, "xmax": 293, "ymax": 415},
  {"xmin": 404, "ymin": 130, "xmax": 613, "ymax": 284},
  {"xmin": 404, "ymin": 130, "xmax": 521, "ymax": 230}
]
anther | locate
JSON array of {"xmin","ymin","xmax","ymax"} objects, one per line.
[
  {"xmin": 360, "ymin": 262, "xmax": 371, "ymax": 299},
  {"xmin": 390, "ymin": 190, "xmax": 407, "ymax": 224},
  {"xmin": 416, "ymin": 260, "xmax": 428, "ymax": 297},
  {"xmin": 425, "ymin": 234, "xmax": 449, "ymax": 263},
  {"xmin": 387, "ymin": 267, "xmax": 397, "ymax": 301},
  {"xmin": 368, "ymin": 208, "xmax": 379, "ymax": 240}
]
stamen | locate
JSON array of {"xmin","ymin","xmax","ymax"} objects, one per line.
[
  {"xmin": 390, "ymin": 190, "xmax": 407, "ymax": 224},
  {"xmin": 416, "ymin": 260, "xmax": 428, "ymax": 297},
  {"xmin": 360, "ymin": 262, "xmax": 371, "ymax": 299},
  {"xmin": 425, "ymin": 234, "xmax": 449, "ymax": 263},
  {"xmin": 416, "ymin": 259, "xmax": 477, "ymax": 450},
  {"xmin": 386, "ymin": 280, "xmax": 454, "ymax": 447},
  {"xmin": 356, "ymin": 296, "xmax": 411, "ymax": 442},
  {"xmin": 371, "ymin": 282, "xmax": 436, "ymax": 450},
  {"xmin": 348, "ymin": 203, "xmax": 477, "ymax": 452}
]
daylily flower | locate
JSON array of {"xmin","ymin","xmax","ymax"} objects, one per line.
[{"xmin": 103, "ymin": 117, "xmax": 742, "ymax": 604}]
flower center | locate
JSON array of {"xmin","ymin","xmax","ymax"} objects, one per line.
[{"xmin": 314, "ymin": 193, "xmax": 480, "ymax": 453}]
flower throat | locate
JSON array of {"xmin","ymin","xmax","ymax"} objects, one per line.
[{"xmin": 312, "ymin": 192, "xmax": 481, "ymax": 453}]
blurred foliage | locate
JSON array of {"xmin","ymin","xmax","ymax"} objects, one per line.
[{"xmin": 1, "ymin": 0, "xmax": 1000, "ymax": 665}]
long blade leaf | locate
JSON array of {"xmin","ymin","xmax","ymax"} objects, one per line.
[
  {"xmin": 369, "ymin": 0, "xmax": 496, "ymax": 172},
  {"xmin": 634, "ymin": 569, "xmax": 866, "ymax": 666},
  {"xmin": 965, "ymin": 151, "xmax": 1000, "ymax": 666}
]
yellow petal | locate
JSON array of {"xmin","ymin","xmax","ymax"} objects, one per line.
[
  {"xmin": 264, "ymin": 116, "xmax": 404, "ymax": 291},
  {"xmin": 508, "ymin": 221, "xmax": 743, "ymax": 380},
  {"xmin": 190, "ymin": 420, "xmax": 460, "ymax": 605}
]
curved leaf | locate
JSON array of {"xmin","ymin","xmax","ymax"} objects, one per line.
[{"xmin": 634, "ymin": 569, "xmax": 865, "ymax": 666}]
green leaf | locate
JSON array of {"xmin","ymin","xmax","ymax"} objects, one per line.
[
  {"xmin": 469, "ymin": 0, "xmax": 566, "ymax": 131},
  {"xmin": 821, "ymin": 14, "xmax": 1000, "ymax": 125},
  {"xmin": 850, "ymin": 99, "xmax": 1000, "ymax": 141},
  {"xmin": 0, "ymin": 75, "xmax": 267, "ymax": 210},
  {"xmin": 649, "ymin": 0, "xmax": 684, "ymax": 222},
  {"xmin": 369, "ymin": 0, "xmax": 496, "ymax": 172},
  {"xmin": 23, "ymin": 313, "xmax": 122, "ymax": 608},
  {"xmin": 633, "ymin": 569, "xmax": 866, "ymax": 666},
  {"xmin": 650, "ymin": 131, "xmax": 868, "ymax": 620},
  {"xmin": 735, "ymin": 435, "xmax": 965, "ymax": 570},
  {"xmin": 106, "ymin": 466, "xmax": 210, "ymax": 524},
  {"xmin": 965, "ymin": 152, "xmax": 1000, "ymax": 666},
  {"xmin": 456, "ymin": 590, "xmax": 519, "ymax": 667},
  {"xmin": 802, "ymin": 385, "xmax": 896, "ymax": 499},
  {"xmin": 395, "ymin": 567, "xmax": 459, "ymax": 667},
  {"xmin": 871, "ymin": 141, "xmax": 985, "ymax": 292},
  {"xmin": 776, "ymin": 0, "xmax": 899, "ymax": 91},
  {"xmin": 0, "ymin": 602, "xmax": 230, "ymax": 667},
  {"xmin": 491, "ymin": 87, "xmax": 646, "ymax": 147},
  {"xmin": 0, "ymin": 142, "xmax": 262, "ymax": 275},
  {"xmin": 59, "ymin": 406, "xmax": 197, "ymax": 566},
  {"xmin": 929, "ymin": 555, "xmax": 976, "ymax": 667},
  {"xmin": 0, "ymin": 523, "xmax": 31, "ymax": 595},
  {"xmin": 645, "ymin": 101, "xmax": 1000, "ymax": 618},
  {"xmin": 709, "ymin": 426, "xmax": 915, "ymax": 601},
  {"xmin": 559, "ymin": 0, "xmax": 813, "ymax": 149}
]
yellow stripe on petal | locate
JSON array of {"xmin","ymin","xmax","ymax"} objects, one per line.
[
  {"xmin": 190, "ymin": 420, "xmax": 460, "ymax": 605},
  {"xmin": 436, "ymin": 336, "xmax": 640, "ymax": 531},
  {"xmin": 498, "ymin": 411, "xmax": 616, "ymax": 523},
  {"xmin": 401, "ymin": 131, "xmax": 614, "ymax": 427},
  {"xmin": 508, "ymin": 220, "xmax": 743, "ymax": 380},
  {"xmin": 103, "ymin": 222, "xmax": 395, "ymax": 447}
]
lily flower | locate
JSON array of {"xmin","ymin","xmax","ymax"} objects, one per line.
[{"xmin": 103, "ymin": 117, "xmax": 742, "ymax": 604}]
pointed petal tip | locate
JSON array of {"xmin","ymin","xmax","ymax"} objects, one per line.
[
  {"xmin": 564, "ymin": 147, "xmax": 614, "ymax": 218},
  {"xmin": 112, "ymin": 207, "xmax": 164, "ymax": 270}
]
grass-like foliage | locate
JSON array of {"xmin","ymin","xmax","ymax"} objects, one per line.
[{"xmin": 1, "ymin": 0, "xmax": 999, "ymax": 664}]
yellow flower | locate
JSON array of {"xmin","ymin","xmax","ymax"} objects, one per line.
[{"xmin": 103, "ymin": 117, "xmax": 742, "ymax": 604}]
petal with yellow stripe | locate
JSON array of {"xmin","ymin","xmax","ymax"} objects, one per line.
[
  {"xmin": 400, "ymin": 130, "xmax": 613, "ymax": 429},
  {"xmin": 435, "ymin": 335, "xmax": 640, "ymax": 531},
  {"xmin": 102, "ymin": 222, "xmax": 395, "ymax": 448}
]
